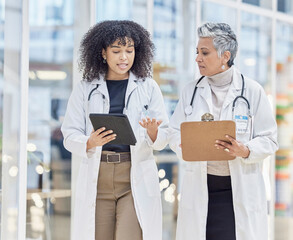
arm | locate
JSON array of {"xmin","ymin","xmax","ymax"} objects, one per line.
[
  {"xmin": 216, "ymin": 86, "xmax": 278, "ymax": 163},
  {"xmin": 141, "ymin": 80, "xmax": 169, "ymax": 150},
  {"xmin": 61, "ymin": 82, "xmax": 92, "ymax": 159},
  {"xmin": 168, "ymin": 90, "xmax": 187, "ymax": 159},
  {"xmin": 61, "ymin": 82, "xmax": 117, "ymax": 158},
  {"xmin": 243, "ymin": 87, "xmax": 278, "ymax": 163}
]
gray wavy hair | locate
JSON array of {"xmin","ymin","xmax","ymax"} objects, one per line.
[{"xmin": 197, "ymin": 22, "xmax": 238, "ymax": 67}]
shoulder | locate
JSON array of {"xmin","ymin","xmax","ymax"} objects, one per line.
[
  {"xmin": 180, "ymin": 79, "xmax": 199, "ymax": 99},
  {"xmin": 183, "ymin": 79, "xmax": 198, "ymax": 90},
  {"xmin": 73, "ymin": 79, "xmax": 90, "ymax": 89},
  {"xmin": 135, "ymin": 76, "xmax": 160, "ymax": 91},
  {"xmin": 234, "ymin": 68, "xmax": 265, "ymax": 95},
  {"xmin": 243, "ymin": 75, "xmax": 266, "ymax": 97},
  {"xmin": 70, "ymin": 80, "xmax": 94, "ymax": 99},
  {"xmin": 244, "ymin": 75, "xmax": 263, "ymax": 89}
]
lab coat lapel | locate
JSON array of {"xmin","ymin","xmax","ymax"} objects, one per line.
[
  {"xmin": 91, "ymin": 75, "xmax": 109, "ymax": 101},
  {"xmin": 125, "ymin": 72, "xmax": 138, "ymax": 106},
  {"xmin": 197, "ymin": 78, "xmax": 213, "ymax": 114},
  {"xmin": 222, "ymin": 67, "xmax": 243, "ymax": 113}
]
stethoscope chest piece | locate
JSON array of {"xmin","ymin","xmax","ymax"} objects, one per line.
[{"xmin": 185, "ymin": 105, "xmax": 193, "ymax": 116}]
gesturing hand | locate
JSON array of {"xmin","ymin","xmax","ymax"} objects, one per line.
[
  {"xmin": 139, "ymin": 117, "xmax": 162, "ymax": 142},
  {"xmin": 86, "ymin": 127, "xmax": 116, "ymax": 151},
  {"xmin": 214, "ymin": 135, "xmax": 250, "ymax": 158}
]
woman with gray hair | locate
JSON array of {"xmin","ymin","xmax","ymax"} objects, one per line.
[{"xmin": 169, "ymin": 22, "xmax": 278, "ymax": 240}]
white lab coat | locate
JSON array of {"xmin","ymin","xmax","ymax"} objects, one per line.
[
  {"xmin": 169, "ymin": 67, "xmax": 278, "ymax": 240},
  {"xmin": 61, "ymin": 72, "xmax": 169, "ymax": 240}
]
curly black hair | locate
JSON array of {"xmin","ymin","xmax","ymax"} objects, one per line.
[{"xmin": 79, "ymin": 20, "xmax": 155, "ymax": 81}]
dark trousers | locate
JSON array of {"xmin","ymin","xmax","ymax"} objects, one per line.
[{"xmin": 206, "ymin": 174, "xmax": 236, "ymax": 240}]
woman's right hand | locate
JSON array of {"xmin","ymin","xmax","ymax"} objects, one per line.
[{"xmin": 86, "ymin": 127, "xmax": 116, "ymax": 150}]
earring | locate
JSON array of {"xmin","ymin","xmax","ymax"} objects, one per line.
[
  {"xmin": 103, "ymin": 58, "xmax": 106, "ymax": 64},
  {"xmin": 221, "ymin": 65, "xmax": 225, "ymax": 70}
]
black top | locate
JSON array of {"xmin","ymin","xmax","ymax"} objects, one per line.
[{"xmin": 102, "ymin": 79, "xmax": 130, "ymax": 152}]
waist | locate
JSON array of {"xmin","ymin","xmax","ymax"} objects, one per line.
[
  {"xmin": 101, "ymin": 151, "xmax": 131, "ymax": 163},
  {"xmin": 207, "ymin": 174, "xmax": 232, "ymax": 192}
]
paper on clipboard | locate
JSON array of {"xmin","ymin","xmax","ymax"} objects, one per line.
[{"xmin": 180, "ymin": 120, "xmax": 236, "ymax": 161}]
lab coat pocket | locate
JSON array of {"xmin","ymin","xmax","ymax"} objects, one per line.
[
  {"xmin": 141, "ymin": 160, "xmax": 160, "ymax": 197},
  {"xmin": 239, "ymin": 171, "xmax": 265, "ymax": 212},
  {"xmin": 180, "ymin": 171, "xmax": 195, "ymax": 210},
  {"xmin": 75, "ymin": 160, "xmax": 89, "ymax": 204}
]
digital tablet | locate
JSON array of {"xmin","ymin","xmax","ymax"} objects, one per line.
[{"xmin": 89, "ymin": 113, "xmax": 137, "ymax": 145}]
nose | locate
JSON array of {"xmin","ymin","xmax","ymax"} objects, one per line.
[
  {"xmin": 196, "ymin": 54, "xmax": 201, "ymax": 63},
  {"xmin": 120, "ymin": 52, "xmax": 127, "ymax": 60}
]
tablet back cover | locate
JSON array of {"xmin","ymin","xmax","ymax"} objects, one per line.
[
  {"xmin": 89, "ymin": 113, "xmax": 136, "ymax": 145},
  {"xmin": 181, "ymin": 120, "xmax": 236, "ymax": 161}
]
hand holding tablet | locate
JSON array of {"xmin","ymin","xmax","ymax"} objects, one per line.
[
  {"xmin": 89, "ymin": 113, "xmax": 137, "ymax": 146},
  {"xmin": 86, "ymin": 127, "xmax": 117, "ymax": 150}
]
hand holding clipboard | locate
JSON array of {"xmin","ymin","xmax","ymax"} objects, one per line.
[{"xmin": 180, "ymin": 113, "xmax": 236, "ymax": 161}]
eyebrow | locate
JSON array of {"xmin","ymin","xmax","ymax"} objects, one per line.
[
  {"xmin": 110, "ymin": 44, "xmax": 134, "ymax": 48},
  {"xmin": 196, "ymin": 47, "xmax": 209, "ymax": 50}
]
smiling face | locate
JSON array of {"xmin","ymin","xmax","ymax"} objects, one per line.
[
  {"xmin": 196, "ymin": 37, "xmax": 230, "ymax": 76},
  {"xmin": 102, "ymin": 38, "xmax": 135, "ymax": 80}
]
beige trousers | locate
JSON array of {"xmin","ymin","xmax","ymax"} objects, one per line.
[{"xmin": 95, "ymin": 161, "xmax": 142, "ymax": 240}]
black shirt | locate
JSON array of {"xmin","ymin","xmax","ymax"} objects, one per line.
[{"xmin": 102, "ymin": 79, "xmax": 130, "ymax": 152}]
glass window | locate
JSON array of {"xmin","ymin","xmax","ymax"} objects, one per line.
[
  {"xmin": 0, "ymin": 0, "xmax": 4, "ymax": 233},
  {"xmin": 29, "ymin": 0, "xmax": 73, "ymax": 26},
  {"xmin": 153, "ymin": 0, "xmax": 194, "ymax": 114},
  {"xmin": 26, "ymin": 1, "xmax": 74, "ymax": 239},
  {"xmin": 202, "ymin": 2, "xmax": 237, "ymax": 30},
  {"xmin": 278, "ymin": 0, "xmax": 293, "ymax": 15},
  {"xmin": 96, "ymin": 0, "xmax": 147, "ymax": 27},
  {"xmin": 242, "ymin": 0, "xmax": 272, "ymax": 9},
  {"xmin": 153, "ymin": 1, "xmax": 197, "ymax": 239},
  {"xmin": 239, "ymin": 12, "xmax": 272, "ymax": 92},
  {"xmin": 275, "ymin": 22, "xmax": 293, "ymax": 229}
]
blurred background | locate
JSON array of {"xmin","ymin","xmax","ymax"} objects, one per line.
[{"xmin": 1, "ymin": 0, "xmax": 293, "ymax": 239}]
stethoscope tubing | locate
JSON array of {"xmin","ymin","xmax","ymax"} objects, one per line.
[
  {"xmin": 186, "ymin": 73, "xmax": 250, "ymax": 116},
  {"xmin": 87, "ymin": 83, "xmax": 147, "ymax": 114}
]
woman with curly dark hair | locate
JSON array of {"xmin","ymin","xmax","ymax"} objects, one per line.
[{"xmin": 61, "ymin": 20, "xmax": 168, "ymax": 240}]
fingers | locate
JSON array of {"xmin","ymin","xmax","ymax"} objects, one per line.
[
  {"xmin": 101, "ymin": 133, "xmax": 117, "ymax": 144},
  {"xmin": 215, "ymin": 142, "xmax": 231, "ymax": 152},
  {"xmin": 99, "ymin": 129, "xmax": 114, "ymax": 138},
  {"xmin": 94, "ymin": 127, "xmax": 115, "ymax": 137},
  {"xmin": 225, "ymin": 135, "xmax": 237, "ymax": 144},
  {"xmin": 214, "ymin": 136, "xmax": 246, "ymax": 157},
  {"xmin": 214, "ymin": 140, "xmax": 233, "ymax": 155},
  {"xmin": 95, "ymin": 127, "xmax": 106, "ymax": 135},
  {"xmin": 157, "ymin": 120, "xmax": 163, "ymax": 126},
  {"xmin": 140, "ymin": 117, "xmax": 162, "ymax": 127}
]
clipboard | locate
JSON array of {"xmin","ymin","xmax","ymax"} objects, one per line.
[
  {"xmin": 89, "ymin": 113, "xmax": 137, "ymax": 145},
  {"xmin": 181, "ymin": 120, "xmax": 236, "ymax": 161}
]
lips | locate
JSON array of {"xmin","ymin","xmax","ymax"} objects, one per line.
[{"xmin": 117, "ymin": 63, "xmax": 128, "ymax": 70}]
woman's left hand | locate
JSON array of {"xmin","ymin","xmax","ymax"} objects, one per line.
[
  {"xmin": 215, "ymin": 135, "xmax": 250, "ymax": 158},
  {"xmin": 139, "ymin": 117, "xmax": 163, "ymax": 142}
]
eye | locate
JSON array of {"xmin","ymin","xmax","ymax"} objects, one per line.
[
  {"xmin": 113, "ymin": 51, "xmax": 120, "ymax": 54},
  {"xmin": 127, "ymin": 51, "xmax": 133, "ymax": 54},
  {"xmin": 202, "ymin": 52, "xmax": 208, "ymax": 56}
]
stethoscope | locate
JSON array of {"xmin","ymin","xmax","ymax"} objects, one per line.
[
  {"xmin": 184, "ymin": 74, "xmax": 251, "ymax": 118},
  {"xmin": 87, "ymin": 83, "xmax": 149, "ymax": 115}
]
